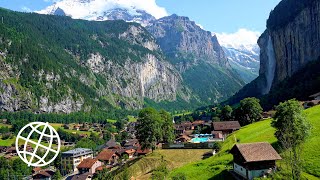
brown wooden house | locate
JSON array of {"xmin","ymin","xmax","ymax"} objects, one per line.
[
  {"xmin": 212, "ymin": 121, "xmax": 241, "ymax": 137},
  {"xmin": 230, "ymin": 142, "xmax": 281, "ymax": 180},
  {"xmin": 77, "ymin": 158, "xmax": 102, "ymax": 174},
  {"xmin": 96, "ymin": 149, "xmax": 119, "ymax": 165}
]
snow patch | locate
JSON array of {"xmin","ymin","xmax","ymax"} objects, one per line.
[{"xmin": 36, "ymin": 0, "xmax": 168, "ymax": 19}]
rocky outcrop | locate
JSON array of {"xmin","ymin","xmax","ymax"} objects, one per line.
[
  {"xmin": 228, "ymin": 0, "xmax": 320, "ymax": 104},
  {"xmin": 147, "ymin": 14, "xmax": 229, "ymax": 69},
  {"xmin": 146, "ymin": 14, "xmax": 244, "ymax": 104}
]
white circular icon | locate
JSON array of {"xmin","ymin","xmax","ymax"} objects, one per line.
[{"xmin": 15, "ymin": 122, "xmax": 61, "ymax": 167}]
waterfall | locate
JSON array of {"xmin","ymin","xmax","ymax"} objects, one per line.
[{"xmin": 263, "ymin": 35, "xmax": 276, "ymax": 94}]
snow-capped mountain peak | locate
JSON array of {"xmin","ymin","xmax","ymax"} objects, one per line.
[{"xmin": 36, "ymin": 0, "xmax": 167, "ymax": 26}]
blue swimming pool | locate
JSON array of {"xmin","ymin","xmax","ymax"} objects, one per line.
[{"xmin": 191, "ymin": 137, "xmax": 209, "ymax": 143}]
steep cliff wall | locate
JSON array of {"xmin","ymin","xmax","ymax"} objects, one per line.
[
  {"xmin": 228, "ymin": 0, "xmax": 320, "ymax": 104},
  {"xmin": 261, "ymin": 0, "xmax": 320, "ymax": 91},
  {"xmin": 147, "ymin": 14, "xmax": 244, "ymax": 104}
]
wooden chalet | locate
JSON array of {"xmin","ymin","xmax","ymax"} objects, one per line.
[
  {"xmin": 175, "ymin": 134, "xmax": 191, "ymax": 143},
  {"xmin": 96, "ymin": 149, "xmax": 119, "ymax": 165},
  {"xmin": 230, "ymin": 142, "xmax": 281, "ymax": 180},
  {"xmin": 124, "ymin": 149, "xmax": 136, "ymax": 159},
  {"xmin": 212, "ymin": 121, "xmax": 241, "ymax": 137},
  {"xmin": 77, "ymin": 158, "xmax": 102, "ymax": 174},
  {"xmin": 135, "ymin": 148, "xmax": 151, "ymax": 156},
  {"xmin": 32, "ymin": 169, "xmax": 55, "ymax": 180}
]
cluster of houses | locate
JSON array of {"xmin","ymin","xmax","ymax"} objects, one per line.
[
  {"xmin": 0, "ymin": 144, "xmax": 33, "ymax": 159},
  {"xmin": 66, "ymin": 122, "xmax": 104, "ymax": 132},
  {"xmin": 61, "ymin": 139, "xmax": 150, "ymax": 180},
  {"xmin": 173, "ymin": 120, "xmax": 241, "ymax": 144}
]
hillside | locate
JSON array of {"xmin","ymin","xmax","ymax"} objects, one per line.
[
  {"xmin": 0, "ymin": 8, "xmax": 246, "ymax": 114},
  {"xmin": 169, "ymin": 105, "xmax": 320, "ymax": 179}
]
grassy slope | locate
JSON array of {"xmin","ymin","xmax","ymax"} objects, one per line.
[
  {"xmin": 113, "ymin": 149, "xmax": 211, "ymax": 180},
  {"xmin": 169, "ymin": 105, "xmax": 320, "ymax": 179}
]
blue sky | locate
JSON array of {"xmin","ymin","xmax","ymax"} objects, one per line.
[{"xmin": 0, "ymin": 0, "xmax": 281, "ymax": 34}]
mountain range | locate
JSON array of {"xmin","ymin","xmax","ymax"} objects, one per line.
[{"xmin": 37, "ymin": 0, "xmax": 260, "ymax": 82}]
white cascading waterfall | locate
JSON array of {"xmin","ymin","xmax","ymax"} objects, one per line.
[{"xmin": 263, "ymin": 35, "xmax": 276, "ymax": 94}]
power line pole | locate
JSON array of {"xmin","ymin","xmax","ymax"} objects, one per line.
[{"xmin": 1, "ymin": 17, "xmax": 3, "ymax": 24}]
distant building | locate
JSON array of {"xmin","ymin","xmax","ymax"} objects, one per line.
[
  {"xmin": 96, "ymin": 149, "xmax": 119, "ymax": 165},
  {"xmin": 230, "ymin": 142, "xmax": 281, "ymax": 180},
  {"xmin": 175, "ymin": 134, "xmax": 191, "ymax": 143},
  {"xmin": 61, "ymin": 148, "xmax": 93, "ymax": 173},
  {"xmin": 77, "ymin": 158, "xmax": 102, "ymax": 174},
  {"xmin": 71, "ymin": 172, "xmax": 93, "ymax": 180},
  {"xmin": 123, "ymin": 139, "xmax": 139, "ymax": 148},
  {"xmin": 310, "ymin": 92, "xmax": 320, "ymax": 100},
  {"xmin": 32, "ymin": 168, "xmax": 55, "ymax": 180},
  {"xmin": 104, "ymin": 139, "xmax": 120, "ymax": 149},
  {"xmin": 124, "ymin": 149, "xmax": 136, "ymax": 159},
  {"xmin": 135, "ymin": 148, "xmax": 151, "ymax": 156},
  {"xmin": 212, "ymin": 121, "xmax": 241, "ymax": 137}
]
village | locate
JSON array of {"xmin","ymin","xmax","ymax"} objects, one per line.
[{"xmin": 0, "ymin": 93, "xmax": 318, "ymax": 179}]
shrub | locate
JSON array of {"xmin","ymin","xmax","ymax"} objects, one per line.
[{"xmin": 171, "ymin": 172, "xmax": 187, "ymax": 180}]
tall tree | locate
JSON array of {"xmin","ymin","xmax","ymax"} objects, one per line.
[
  {"xmin": 220, "ymin": 105, "xmax": 233, "ymax": 121},
  {"xmin": 235, "ymin": 97, "xmax": 263, "ymax": 126},
  {"xmin": 272, "ymin": 99, "xmax": 311, "ymax": 180},
  {"xmin": 159, "ymin": 110, "xmax": 175, "ymax": 143},
  {"xmin": 136, "ymin": 107, "xmax": 162, "ymax": 150}
]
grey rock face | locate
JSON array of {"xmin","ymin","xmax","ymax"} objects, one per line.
[
  {"xmin": 147, "ymin": 14, "xmax": 229, "ymax": 69},
  {"xmin": 258, "ymin": 0, "xmax": 320, "ymax": 94}
]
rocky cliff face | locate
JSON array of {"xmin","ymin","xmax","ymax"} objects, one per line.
[
  {"xmin": 228, "ymin": 0, "xmax": 320, "ymax": 104},
  {"xmin": 259, "ymin": 0, "xmax": 320, "ymax": 94},
  {"xmin": 147, "ymin": 15, "xmax": 244, "ymax": 104},
  {"xmin": 147, "ymin": 14, "xmax": 229, "ymax": 70}
]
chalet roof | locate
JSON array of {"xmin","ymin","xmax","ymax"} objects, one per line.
[
  {"xmin": 32, "ymin": 167, "xmax": 42, "ymax": 173},
  {"xmin": 176, "ymin": 134, "xmax": 191, "ymax": 141},
  {"xmin": 105, "ymin": 139, "xmax": 117, "ymax": 148},
  {"xmin": 96, "ymin": 165, "xmax": 113, "ymax": 171},
  {"xmin": 136, "ymin": 148, "xmax": 150, "ymax": 154},
  {"xmin": 310, "ymin": 92, "xmax": 320, "ymax": 98},
  {"xmin": 71, "ymin": 172, "xmax": 92, "ymax": 180},
  {"xmin": 125, "ymin": 149, "xmax": 136, "ymax": 155},
  {"xmin": 77, "ymin": 158, "xmax": 98, "ymax": 169},
  {"xmin": 33, "ymin": 170, "xmax": 54, "ymax": 179},
  {"xmin": 231, "ymin": 142, "xmax": 282, "ymax": 162},
  {"xmin": 124, "ymin": 139, "xmax": 139, "ymax": 146},
  {"xmin": 213, "ymin": 121, "xmax": 241, "ymax": 131},
  {"xmin": 97, "ymin": 150, "xmax": 117, "ymax": 161}
]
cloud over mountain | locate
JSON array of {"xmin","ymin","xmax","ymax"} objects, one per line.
[{"xmin": 37, "ymin": 0, "xmax": 168, "ymax": 19}]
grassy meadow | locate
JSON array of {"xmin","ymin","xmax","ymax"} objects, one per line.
[
  {"xmin": 168, "ymin": 105, "xmax": 320, "ymax": 179},
  {"xmin": 113, "ymin": 149, "xmax": 211, "ymax": 180}
]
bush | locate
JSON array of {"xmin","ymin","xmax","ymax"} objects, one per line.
[
  {"xmin": 212, "ymin": 142, "xmax": 222, "ymax": 152},
  {"xmin": 171, "ymin": 172, "xmax": 187, "ymax": 180}
]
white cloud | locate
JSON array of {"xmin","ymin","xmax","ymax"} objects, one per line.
[
  {"xmin": 21, "ymin": 6, "xmax": 32, "ymax": 12},
  {"xmin": 38, "ymin": 0, "xmax": 168, "ymax": 19},
  {"xmin": 216, "ymin": 28, "xmax": 261, "ymax": 48}
]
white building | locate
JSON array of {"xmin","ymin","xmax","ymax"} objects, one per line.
[{"xmin": 61, "ymin": 148, "xmax": 93, "ymax": 174}]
